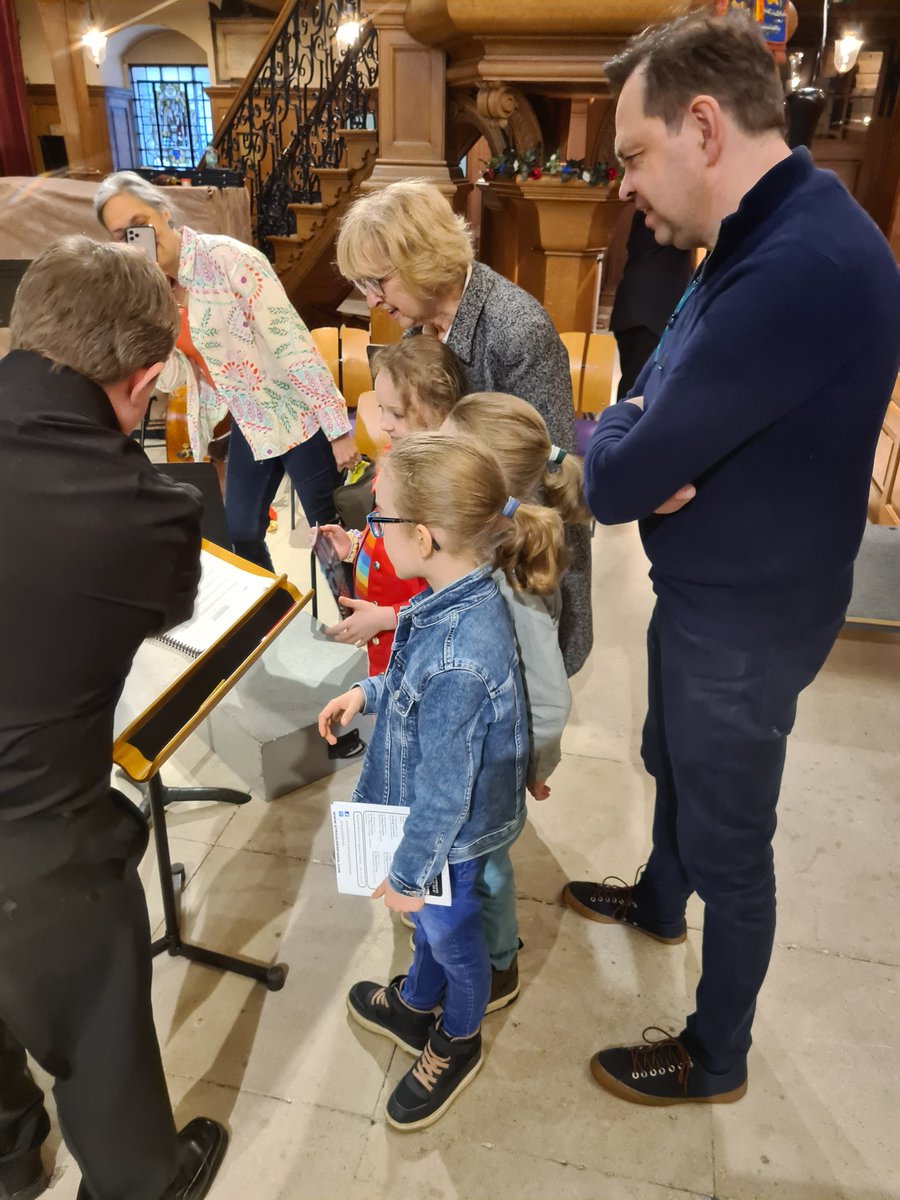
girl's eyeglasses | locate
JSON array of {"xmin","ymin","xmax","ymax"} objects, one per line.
[{"xmin": 366, "ymin": 509, "xmax": 441, "ymax": 551}]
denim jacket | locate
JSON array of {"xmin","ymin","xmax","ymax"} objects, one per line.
[{"xmin": 354, "ymin": 565, "xmax": 528, "ymax": 897}]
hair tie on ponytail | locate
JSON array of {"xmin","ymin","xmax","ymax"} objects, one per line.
[
  {"xmin": 501, "ymin": 496, "xmax": 520, "ymax": 519},
  {"xmin": 548, "ymin": 445, "xmax": 568, "ymax": 465}
]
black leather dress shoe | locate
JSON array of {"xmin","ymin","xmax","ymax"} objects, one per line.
[
  {"xmin": 0, "ymin": 1146, "xmax": 48, "ymax": 1200},
  {"xmin": 76, "ymin": 1116, "xmax": 228, "ymax": 1200}
]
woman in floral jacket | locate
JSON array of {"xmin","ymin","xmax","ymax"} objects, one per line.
[{"xmin": 96, "ymin": 171, "xmax": 358, "ymax": 568}]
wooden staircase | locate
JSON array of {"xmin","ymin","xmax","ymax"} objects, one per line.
[
  {"xmin": 268, "ymin": 128, "xmax": 378, "ymax": 323},
  {"xmin": 211, "ymin": 0, "xmax": 379, "ymax": 324}
]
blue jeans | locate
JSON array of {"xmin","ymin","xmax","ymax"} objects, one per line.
[
  {"xmin": 401, "ymin": 859, "xmax": 490, "ymax": 1039},
  {"xmin": 632, "ymin": 602, "xmax": 842, "ymax": 1073},
  {"xmin": 477, "ymin": 845, "xmax": 519, "ymax": 971},
  {"xmin": 225, "ymin": 421, "xmax": 340, "ymax": 570}
]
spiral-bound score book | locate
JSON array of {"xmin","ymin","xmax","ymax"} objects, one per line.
[
  {"xmin": 114, "ymin": 541, "xmax": 307, "ymax": 781},
  {"xmin": 155, "ymin": 548, "xmax": 274, "ymax": 658}
]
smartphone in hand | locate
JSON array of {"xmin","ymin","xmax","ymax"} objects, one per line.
[
  {"xmin": 124, "ymin": 225, "xmax": 157, "ymax": 263},
  {"xmin": 311, "ymin": 525, "xmax": 354, "ymax": 618}
]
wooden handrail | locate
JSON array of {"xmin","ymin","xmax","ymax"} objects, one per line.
[
  {"xmin": 258, "ymin": 19, "xmax": 375, "ymax": 208},
  {"xmin": 211, "ymin": 0, "xmax": 299, "ymax": 148}
]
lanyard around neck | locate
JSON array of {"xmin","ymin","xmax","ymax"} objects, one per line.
[{"xmin": 653, "ymin": 259, "xmax": 707, "ymax": 371}]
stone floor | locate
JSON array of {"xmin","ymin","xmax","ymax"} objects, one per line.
[{"xmin": 41, "ymin": 476, "xmax": 900, "ymax": 1200}]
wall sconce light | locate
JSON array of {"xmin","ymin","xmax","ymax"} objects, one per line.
[
  {"xmin": 335, "ymin": 1, "xmax": 361, "ymax": 48},
  {"xmin": 788, "ymin": 50, "xmax": 804, "ymax": 92},
  {"xmin": 82, "ymin": 27, "xmax": 108, "ymax": 65},
  {"xmin": 833, "ymin": 32, "xmax": 863, "ymax": 75}
]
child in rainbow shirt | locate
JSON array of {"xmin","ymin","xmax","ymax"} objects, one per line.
[{"xmin": 319, "ymin": 338, "xmax": 468, "ymax": 674}]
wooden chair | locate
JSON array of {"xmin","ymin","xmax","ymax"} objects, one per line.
[
  {"xmin": 560, "ymin": 331, "xmax": 618, "ymax": 455},
  {"xmin": 353, "ymin": 389, "xmax": 390, "ymax": 460},
  {"xmin": 869, "ymin": 373, "xmax": 900, "ymax": 525},
  {"xmin": 339, "ymin": 324, "xmax": 373, "ymax": 408},
  {"xmin": 311, "ymin": 326, "xmax": 340, "ymax": 386},
  {"xmin": 294, "ymin": 326, "xmax": 376, "ymax": 529},
  {"xmin": 310, "ymin": 325, "xmax": 374, "ymax": 410},
  {"xmin": 559, "ymin": 332, "xmax": 588, "ymax": 413}
]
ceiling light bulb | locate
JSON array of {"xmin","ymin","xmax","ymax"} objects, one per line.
[
  {"xmin": 833, "ymin": 33, "xmax": 863, "ymax": 75},
  {"xmin": 82, "ymin": 27, "xmax": 108, "ymax": 66},
  {"xmin": 335, "ymin": 18, "xmax": 361, "ymax": 47}
]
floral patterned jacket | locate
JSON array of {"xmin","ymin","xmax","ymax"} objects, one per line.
[{"xmin": 158, "ymin": 225, "xmax": 350, "ymax": 462}]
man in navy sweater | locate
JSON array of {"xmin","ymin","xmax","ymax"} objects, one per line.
[{"xmin": 563, "ymin": 13, "xmax": 899, "ymax": 1105}]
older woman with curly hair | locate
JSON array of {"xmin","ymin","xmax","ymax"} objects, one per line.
[
  {"xmin": 95, "ymin": 171, "xmax": 359, "ymax": 569},
  {"xmin": 336, "ymin": 178, "xmax": 592, "ymax": 675}
]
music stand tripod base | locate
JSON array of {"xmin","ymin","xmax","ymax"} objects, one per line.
[{"xmin": 147, "ymin": 773, "xmax": 288, "ymax": 991}]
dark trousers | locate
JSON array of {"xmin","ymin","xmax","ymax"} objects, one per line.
[
  {"xmin": 0, "ymin": 791, "xmax": 177, "ymax": 1200},
  {"xmin": 225, "ymin": 422, "xmax": 341, "ymax": 570},
  {"xmin": 614, "ymin": 326, "xmax": 660, "ymax": 400},
  {"xmin": 632, "ymin": 603, "xmax": 841, "ymax": 1073}
]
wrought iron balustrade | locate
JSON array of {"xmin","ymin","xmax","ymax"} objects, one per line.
[{"xmin": 213, "ymin": 0, "xmax": 377, "ymax": 258}]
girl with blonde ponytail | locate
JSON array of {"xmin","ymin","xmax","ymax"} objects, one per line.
[
  {"xmin": 444, "ymin": 393, "xmax": 578, "ymax": 1001},
  {"xmin": 318, "ymin": 431, "xmax": 560, "ymax": 1132}
]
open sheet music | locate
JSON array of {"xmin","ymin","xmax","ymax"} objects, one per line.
[{"xmin": 155, "ymin": 547, "xmax": 272, "ymax": 657}]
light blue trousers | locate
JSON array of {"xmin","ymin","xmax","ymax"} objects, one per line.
[{"xmin": 476, "ymin": 844, "xmax": 519, "ymax": 970}]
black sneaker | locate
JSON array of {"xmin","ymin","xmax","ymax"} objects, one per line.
[
  {"xmin": 562, "ymin": 873, "xmax": 686, "ymax": 944},
  {"xmin": 347, "ymin": 975, "xmax": 436, "ymax": 1055},
  {"xmin": 1, "ymin": 1146, "xmax": 47, "ymax": 1200},
  {"xmin": 590, "ymin": 1027, "xmax": 748, "ymax": 1106},
  {"xmin": 484, "ymin": 954, "xmax": 519, "ymax": 1014},
  {"xmin": 386, "ymin": 1022, "xmax": 483, "ymax": 1131}
]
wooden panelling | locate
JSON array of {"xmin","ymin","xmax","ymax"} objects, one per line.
[
  {"xmin": 869, "ymin": 378, "xmax": 900, "ymax": 524},
  {"xmin": 104, "ymin": 87, "xmax": 138, "ymax": 172},
  {"xmin": 26, "ymin": 83, "xmax": 120, "ymax": 176}
]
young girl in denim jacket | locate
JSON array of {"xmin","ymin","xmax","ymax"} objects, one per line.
[
  {"xmin": 318, "ymin": 338, "xmax": 468, "ymax": 673},
  {"xmin": 318, "ymin": 432, "xmax": 566, "ymax": 1131},
  {"xmin": 444, "ymin": 393, "xmax": 591, "ymax": 1009}
]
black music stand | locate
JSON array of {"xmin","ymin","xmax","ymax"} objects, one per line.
[
  {"xmin": 116, "ymin": 545, "xmax": 311, "ymax": 991},
  {"xmin": 134, "ymin": 465, "xmax": 245, "ymax": 812},
  {"xmin": 146, "ymin": 773, "xmax": 285, "ymax": 990}
]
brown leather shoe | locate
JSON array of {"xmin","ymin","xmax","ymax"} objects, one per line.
[
  {"xmin": 591, "ymin": 1028, "xmax": 747, "ymax": 1106},
  {"xmin": 562, "ymin": 874, "xmax": 687, "ymax": 944}
]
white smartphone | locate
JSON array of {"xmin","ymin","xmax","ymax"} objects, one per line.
[{"xmin": 124, "ymin": 225, "xmax": 157, "ymax": 262}]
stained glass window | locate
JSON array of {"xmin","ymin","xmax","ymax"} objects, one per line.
[{"xmin": 130, "ymin": 65, "xmax": 214, "ymax": 170}]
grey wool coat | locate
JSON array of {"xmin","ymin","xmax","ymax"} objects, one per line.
[{"xmin": 415, "ymin": 261, "xmax": 593, "ymax": 676}]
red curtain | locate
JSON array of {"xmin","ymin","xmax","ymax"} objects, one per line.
[{"xmin": 0, "ymin": 0, "xmax": 35, "ymax": 175}]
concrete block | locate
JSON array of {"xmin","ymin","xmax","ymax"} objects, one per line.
[{"xmin": 198, "ymin": 612, "xmax": 373, "ymax": 800}]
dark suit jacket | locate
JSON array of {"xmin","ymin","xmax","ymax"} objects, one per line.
[
  {"xmin": 609, "ymin": 210, "xmax": 693, "ymax": 337},
  {"xmin": 0, "ymin": 351, "xmax": 202, "ymax": 819},
  {"xmin": 415, "ymin": 263, "xmax": 593, "ymax": 676}
]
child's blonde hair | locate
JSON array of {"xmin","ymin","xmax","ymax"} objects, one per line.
[
  {"xmin": 383, "ymin": 432, "xmax": 566, "ymax": 595},
  {"xmin": 371, "ymin": 337, "xmax": 468, "ymax": 426},
  {"xmin": 445, "ymin": 392, "xmax": 591, "ymax": 526}
]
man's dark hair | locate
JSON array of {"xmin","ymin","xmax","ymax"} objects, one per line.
[
  {"xmin": 10, "ymin": 236, "xmax": 178, "ymax": 384},
  {"xmin": 605, "ymin": 11, "xmax": 786, "ymax": 137}
]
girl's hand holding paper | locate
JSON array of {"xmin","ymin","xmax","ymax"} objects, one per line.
[{"xmin": 371, "ymin": 878, "xmax": 426, "ymax": 913}]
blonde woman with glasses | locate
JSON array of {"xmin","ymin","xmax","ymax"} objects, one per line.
[{"xmin": 336, "ymin": 178, "xmax": 593, "ymax": 677}]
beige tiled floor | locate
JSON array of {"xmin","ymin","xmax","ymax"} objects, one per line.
[{"xmin": 42, "ymin": 481, "xmax": 900, "ymax": 1200}]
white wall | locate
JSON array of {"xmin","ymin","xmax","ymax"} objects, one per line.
[{"xmin": 14, "ymin": 0, "xmax": 218, "ymax": 87}]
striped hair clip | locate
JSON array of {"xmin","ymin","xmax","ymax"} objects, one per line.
[
  {"xmin": 548, "ymin": 445, "xmax": 568, "ymax": 464},
  {"xmin": 501, "ymin": 496, "xmax": 520, "ymax": 519}
]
